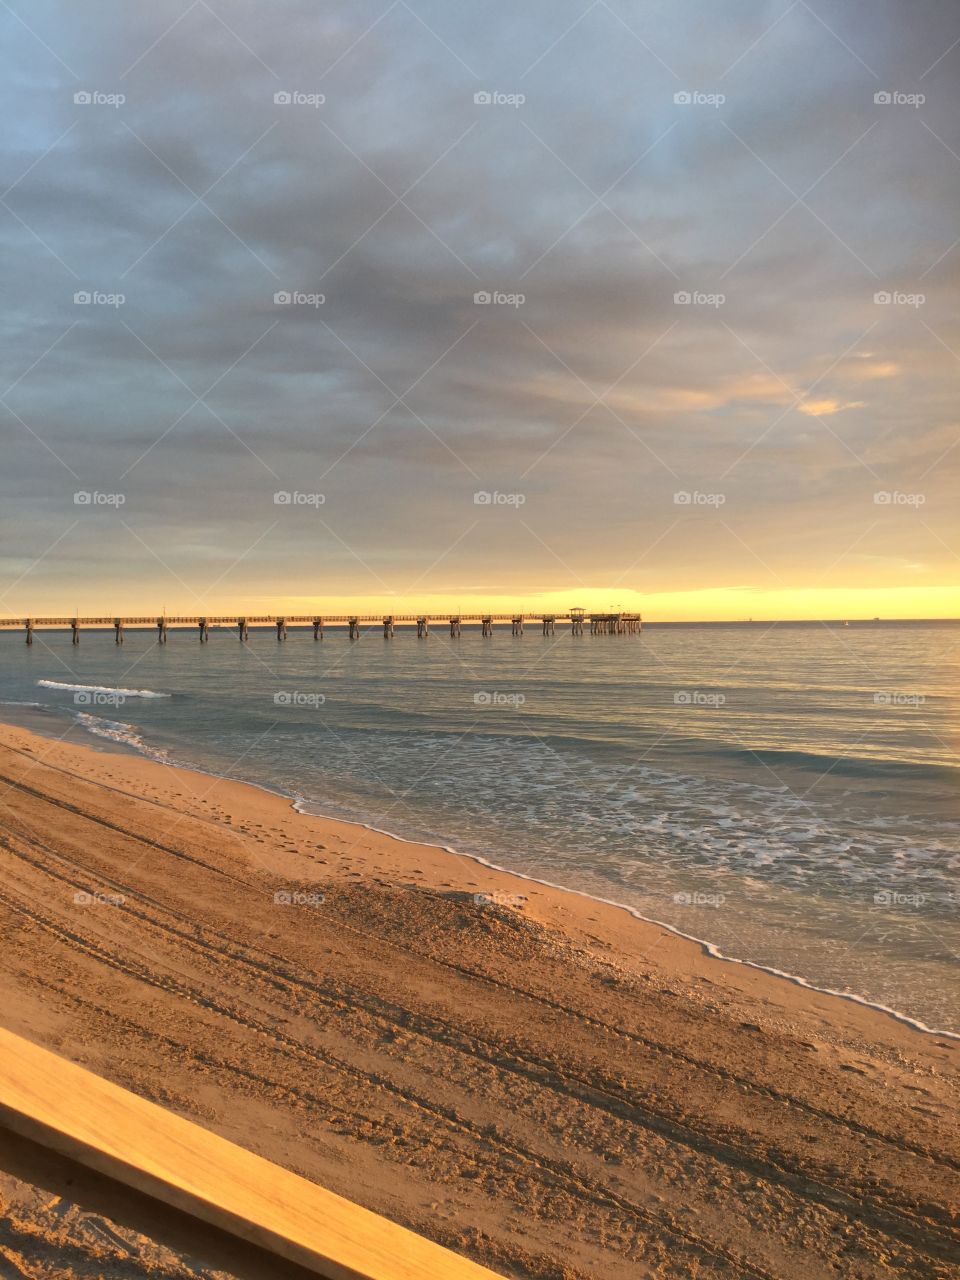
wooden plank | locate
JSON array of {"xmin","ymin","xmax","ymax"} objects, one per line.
[{"xmin": 0, "ymin": 1027, "xmax": 503, "ymax": 1280}]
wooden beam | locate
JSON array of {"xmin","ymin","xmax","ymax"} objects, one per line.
[{"xmin": 0, "ymin": 1027, "xmax": 503, "ymax": 1280}]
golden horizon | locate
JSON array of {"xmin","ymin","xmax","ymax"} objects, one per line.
[{"xmin": 4, "ymin": 585, "xmax": 957, "ymax": 624}]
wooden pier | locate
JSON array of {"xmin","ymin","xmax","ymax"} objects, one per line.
[{"xmin": 4, "ymin": 610, "xmax": 641, "ymax": 644}]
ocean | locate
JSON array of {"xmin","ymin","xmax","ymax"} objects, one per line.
[{"xmin": 1, "ymin": 619, "xmax": 957, "ymax": 1033}]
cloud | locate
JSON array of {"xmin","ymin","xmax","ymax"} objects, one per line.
[
  {"xmin": 0, "ymin": 0, "xmax": 957, "ymax": 611},
  {"xmin": 797, "ymin": 399, "xmax": 867, "ymax": 417}
]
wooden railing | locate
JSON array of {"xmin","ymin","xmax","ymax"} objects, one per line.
[{"xmin": 0, "ymin": 1026, "xmax": 503, "ymax": 1279}]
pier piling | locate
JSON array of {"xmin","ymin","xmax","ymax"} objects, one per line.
[
  {"xmin": 383, "ymin": 617, "xmax": 395, "ymax": 639},
  {"xmin": 276, "ymin": 618, "xmax": 287, "ymax": 642},
  {"xmin": 590, "ymin": 613, "xmax": 641, "ymax": 635},
  {"xmin": 114, "ymin": 619, "xmax": 124, "ymax": 645},
  {"xmin": 198, "ymin": 619, "xmax": 209, "ymax": 644},
  {"xmin": 237, "ymin": 618, "xmax": 249, "ymax": 642},
  {"xmin": 313, "ymin": 617, "xmax": 323, "ymax": 641},
  {"xmin": 348, "ymin": 617, "xmax": 360, "ymax": 641},
  {"xmin": 417, "ymin": 617, "xmax": 429, "ymax": 638},
  {"xmin": 481, "ymin": 616, "xmax": 493, "ymax": 637},
  {"xmin": 157, "ymin": 618, "xmax": 168, "ymax": 644},
  {"xmin": 71, "ymin": 620, "xmax": 80, "ymax": 646},
  {"xmin": 512, "ymin": 616, "xmax": 523, "ymax": 636},
  {"xmin": 542, "ymin": 616, "xmax": 555, "ymax": 636},
  {"xmin": 449, "ymin": 617, "xmax": 461, "ymax": 638},
  {"xmin": 24, "ymin": 620, "xmax": 33, "ymax": 646}
]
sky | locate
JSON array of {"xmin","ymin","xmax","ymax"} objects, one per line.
[{"xmin": 0, "ymin": 0, "xmax": 958, "ymax": 621}]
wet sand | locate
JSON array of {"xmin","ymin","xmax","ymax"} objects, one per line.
[{"xmin": 0, "ymin": 720, "xmax": 956, "ymax": 1278}]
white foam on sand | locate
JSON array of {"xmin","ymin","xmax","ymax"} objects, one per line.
[{"xmin": 74, "ymin": 713, "xmax": 170, "ymax": 762}]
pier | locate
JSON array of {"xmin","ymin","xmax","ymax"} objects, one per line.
[{"xmin": 4, "ymin": 611, "xmax": 641, "ymax": 643}]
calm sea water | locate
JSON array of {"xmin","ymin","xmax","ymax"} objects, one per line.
[{"xmin": 1, "ymin": 621, "xmax": 958, "ymax": 1032}]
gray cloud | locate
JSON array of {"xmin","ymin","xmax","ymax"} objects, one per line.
[{"xmin": 0, "ymin": 0, "xmax": 957, "ymax": 609}]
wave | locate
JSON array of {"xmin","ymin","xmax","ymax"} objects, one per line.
[
  {"xmin": 333, "ymin": 720, "xmax": 959, "ymax": 780},
  {"xmin": 719, "ymin": 744, "xmax": 960, "ymax": 782},
  {"xmin": 74, "ymin": 712, "xmax": 170, "ymax": 762},
  {"xmin": 37, "ymin": 679, "xmax": 171, "ymax": 698}
]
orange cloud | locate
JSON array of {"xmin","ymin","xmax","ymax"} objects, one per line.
[{"xmin": 798, "ymin": 398, "xmax": 866, "ymax": 416}]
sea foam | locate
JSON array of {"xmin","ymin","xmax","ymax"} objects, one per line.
[{"xmin": 38, "ymin": 679, "xmax": 170, "ymax": 698}]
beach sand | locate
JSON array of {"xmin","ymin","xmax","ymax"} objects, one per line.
[{"xmin": 0, "ymin": 719, "xmax": 956, "ymax": 1278}]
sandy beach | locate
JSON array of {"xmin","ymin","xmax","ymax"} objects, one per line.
[{"xmin": 0, "ymin": 718, "xmax": 956, "ymax": 1279}]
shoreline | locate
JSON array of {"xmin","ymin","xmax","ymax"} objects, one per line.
[
  {"xmin": 0, "ymin": 716, "xmax": 956, "ymax": 1278},
  {"xmin": 4, "ymin": 704, "xmax": 957, "ymax": 1043},
  {"xmin": 293, "ymin": 802, "xmax": 960, "ymax": 1044}
]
